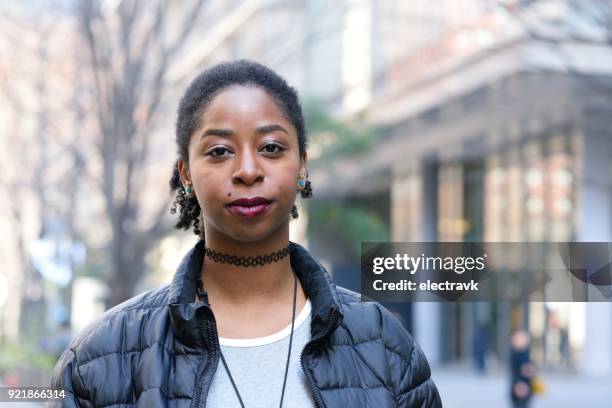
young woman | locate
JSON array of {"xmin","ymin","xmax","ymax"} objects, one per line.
[{"xmin": 51, "ymin": 60, "xmax": 442, "ymax": 407}]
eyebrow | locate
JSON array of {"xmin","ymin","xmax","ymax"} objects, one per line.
[{"xmin": 200, "ymin": 124, "xmax": 289, "ymax": 141}]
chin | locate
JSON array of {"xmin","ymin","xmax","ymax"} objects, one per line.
[
  {"xmin": 221, "ymin": 224, "xmax": 275, "ymax": 243},
  {"xmin": 234, "ymin": 220, "xmax": 288, "ymax": 244}
]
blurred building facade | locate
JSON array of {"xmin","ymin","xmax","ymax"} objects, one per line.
[
  {"xmin": 165, "ymin": 0, "xmax": 612, "ymax": 377},
  {"xmin": 305, "ymin": 0, "xmax": 612, "ymax": 377}
]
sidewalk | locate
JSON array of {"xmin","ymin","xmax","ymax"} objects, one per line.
[
  {"xmin": 433, "ymin": 364, "xmax": 611, "ymax": 408},
  {"xmin": 2, "ymin": 368, "xmax": 609, "ymax": 407},
  {"xmin": 0, "ymin": 402, "xmax": 43, "ymax": 407}
]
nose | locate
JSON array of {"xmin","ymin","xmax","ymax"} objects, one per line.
[{"xmin": 231, "ymin": 148, "xmax": 264, "ymax": 186}]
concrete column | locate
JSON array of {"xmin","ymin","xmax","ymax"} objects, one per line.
[
  {"xmin": 576, "ymin": 111, "xmax": 612, "ymax": 377},
  {"xmin": 392, "ymin": 161, "xmax": 442, "ymax": 364}
]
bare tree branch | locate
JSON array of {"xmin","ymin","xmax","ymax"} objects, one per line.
[{"xmin": 73, "ymin": 0, "xmax": 208, "ymax": 306}]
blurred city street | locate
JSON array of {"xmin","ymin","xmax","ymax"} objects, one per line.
[
  {"xmin": 2, "ymin": 0, "xmax": 612, "ymax": 405},
  {"xmin": 435, "ymin": 364, "xmax": 611, "ymax": 408},
  {"xmin": 2, "ymin": 367, "xmax": 609, "ymax": 408}
]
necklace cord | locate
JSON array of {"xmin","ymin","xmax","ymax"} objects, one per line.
[
  {"xmin": 279, "ymin": 269, "xmax": 298, "ymax": 407},
  {"xmin": 216, "ymin": 269, "xmax": 298, "ymax": 408}
]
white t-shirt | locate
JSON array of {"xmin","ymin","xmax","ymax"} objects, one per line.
[{"xmin": 205, "ymin": 299, "xmax": 317, "ymax": 407}]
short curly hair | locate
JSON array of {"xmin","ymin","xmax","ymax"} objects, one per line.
[{"xmin": 169, "ymin": 60, "xmax": 313, "ymax": 237}]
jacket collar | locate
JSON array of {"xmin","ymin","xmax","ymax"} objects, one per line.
[{"xmin": 168, "ymin": 239, "xmax": 344, "ymax": 349}]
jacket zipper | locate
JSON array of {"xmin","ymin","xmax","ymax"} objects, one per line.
[
  {"xmin": 192, "ymin": 307, "xmax": 220, "ymax": 408},
  {"xmin": 300, "ymin": 305, "xmax": 340, "ymax": 408}
]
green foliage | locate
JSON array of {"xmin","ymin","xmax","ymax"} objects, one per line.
[
  {"xmin": 0, "ymin": 341, "xmax": 56, "ymax": 376},
  {"xmin": 303, "ymin": 98, "xmax": 389, "ymax": 257},
  {"xmin": 303, "ymin": 98, "xmax": 385, "ymax": 163},
  {"xmin": 308, "ymin": 201, "xmax": 388, "ymax": 258}
]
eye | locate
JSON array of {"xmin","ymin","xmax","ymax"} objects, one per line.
[
  {"xmin": 261, "ymin": 143, "xmax": 285, "ymax": 154},
  {"xmin": 206, "ymin": 146, "xmax": 232, "ymax": 158}
]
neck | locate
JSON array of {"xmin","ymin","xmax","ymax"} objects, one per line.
[{"xmin": 199, "ymin": 226, "xmax": 294, "ymax": 305}]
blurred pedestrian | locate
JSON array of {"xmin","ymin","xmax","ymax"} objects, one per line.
[
  {"xmin": 39, "ymin": 319, "xmax": 72, "ymax": 361},
  {"xmin": 509, "ymin": 329, "xmax": 535, "ymax": 408},
  {"xmin": 473, "ymin": 323, "xmax": 490, "ymax": 374},
  {"xmin": 54, "ymin": 320, "xmax": 73, "ymax": 360}
]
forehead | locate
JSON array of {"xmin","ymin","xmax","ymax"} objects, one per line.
[{"xmin": 202, "ymin": 85, "xmax": 288, "ymax": 123}]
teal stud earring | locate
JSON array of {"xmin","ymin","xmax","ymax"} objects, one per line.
[
  {"xmin": 185, "ymin": 185, "xmax": 193, "ymax": 194},
  {"xmin": 298, "ymin": 178, "xmax": 305, "ymax": 188}
]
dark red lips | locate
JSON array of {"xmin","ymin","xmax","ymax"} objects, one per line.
[
  {"xmin": 228, "ymin": 197, "xmax": 271, "ymax": 206},
  {"xmin": 227, "ymin": 197, "xmax": 273, "ymax": 218}
]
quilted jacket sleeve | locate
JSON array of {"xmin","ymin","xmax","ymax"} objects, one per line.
[
  {"xmin": 376, "ymin": 304, "xmax": 443, "ymax": 407},
  {"xmin": 49, "ymin": 348, "xmax": 92, "ymax": 408}
]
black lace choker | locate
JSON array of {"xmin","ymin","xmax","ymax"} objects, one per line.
[{"xmin": 203, "ymin": 244, "xmax": 291, "ymax": 267}]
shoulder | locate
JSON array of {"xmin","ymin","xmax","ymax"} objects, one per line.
[
  {"xmin": 50, "ymin": 285, "xmax": 173, "ymax": 398},
  {"xmin": 332, "ymin": 285, "xmax": 442, "ymax": 406}
]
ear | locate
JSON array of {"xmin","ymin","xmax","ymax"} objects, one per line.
[
  {"xmin": 299, "ymin": 151, "xmax": 308, "ymax": 177},
  {"xmin": 178, "ymin": 158, "xmax": 191, "ymax": 186}
]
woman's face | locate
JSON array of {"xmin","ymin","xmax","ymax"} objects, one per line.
[{"xmin": 180, "ymin": 85, "xmax": 306, "ymax": 243}]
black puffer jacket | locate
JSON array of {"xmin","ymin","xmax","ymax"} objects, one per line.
[{"xmin": 51, "ymin": 239, "xmax": 442, "ymax": 407}]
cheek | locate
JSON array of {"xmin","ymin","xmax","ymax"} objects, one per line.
[
  {"xmin": 193, "ymin": 169, "xmax": 226, "ymax": 208},
  {"xmin": 274, "ymin": 164, "xmax": 299, "ymax": 201}
]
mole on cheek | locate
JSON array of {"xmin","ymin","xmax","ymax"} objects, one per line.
[{"xmin": 228, "ymin": 193, "xmax": 231, "ymax": 196}]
